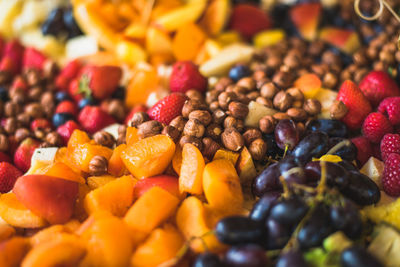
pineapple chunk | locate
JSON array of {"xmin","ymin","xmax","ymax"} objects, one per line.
[
  {"xmin": 360, "ymin": 157, "xmax": 384, "ymax": 189},
  {"xmin": 244, "ymin": 101, "xmax": 277, "ymax": 128}
]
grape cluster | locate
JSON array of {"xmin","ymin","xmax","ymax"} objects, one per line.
[{"xmin": 193, "ymin": 119, "xmax": 383, "ymax": 267}]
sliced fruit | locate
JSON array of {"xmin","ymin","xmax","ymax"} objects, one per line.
[
  {"xmin": 199, "ymin": 0, "xmax": 231, "ymax": 36},
  {"xmin": 360, "ymin": 157, "xmax": 385, "ymax": 189},
  {"xmin": 108, "ymin": 144, "xmax": 127, "ymax": 177},
  {"xmin": 236, "ymin": 146, "xmax": 257, "ymax": 185},
  {"xmin": 115, "ymin": 40, "xmax": 147, "ymax": 65},
  {"xmin": 314, "ymin": 88, "xmax": 338, "ymax": 119},
  {"xmin": 0, "ymin": 0, "xmax": 23, "ymax": 38},
  {"xmin": 0, "ymin": 237, "xmax": 30, "ymax": 267},
  {"xmin": 244, "ymin": 101, "xmax": 277, "ymax": 128},
  {"xmin": 253, "ymin": 29, "xmax": 286, "ymax": 48},
  {"xmin": 68, "ymin": 143, "xmax": 113, "ymax": 173},
  {"xmin": 172, "ymin": 145, "xmax": 182, "ymax": 175},
  {"xmin": 213, "ymin": 149, "xmax": 240, "ymax": 166},
  {"xmin": 87, "ymin": 175, "xmax": 116, "ymax": 190},
  {"xmin": 179, "ymin": 143, "xmax": 205, "ymax": 195},
  {"xmin": 133, "ymin": 175, "xmax": 181, "ymax": 199},
  {"xmin": 172, "ymin": 22, "xmax": 207, "ymax": 61},
  {"xmin": 319, "ymin": 27, "xmax": 361, "ymax": 54},
  {"xmin": 125, "ymin": 66, "xmax": 159, "ymax": 108},
  {"xmin": 290, "ymin": 2, "xmax": 321, "ymax": 41},
  {"xmin": 35, "ymin": 162, "xmax": 85, "ymax": 184},
  {"xmin": 145, "ymin": 26, "xmax": 173, "ymax": 55},
  {"xmin": 294, "ymin": 73, "xmax": 322, "ymax": 99},
  {"xmin": 126, "ymin": 127, "xmax": 139, "ymax": 146}
]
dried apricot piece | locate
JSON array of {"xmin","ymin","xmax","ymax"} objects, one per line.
[
  {"xmin": 179, "ymin": 143, "xmax": 205, "ymax": 195},
  {"xmin": 108, "ymin": 144, "xmax": 127, "ymax": 177}
]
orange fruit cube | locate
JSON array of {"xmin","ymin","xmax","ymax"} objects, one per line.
[{"xmin": 179, "ymin": 143, "xmax": 205, "ymax": 195}]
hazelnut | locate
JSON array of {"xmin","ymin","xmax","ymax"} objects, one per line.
[
  {"xmin": 292, "ymin": 100, "xmax": 303, "ymax": 108},
  {"xmin": 228, "ymin": 101, "xmax": 249, "ymax": 120},
  {"xmin": 256, "ymin": 97, "xmax": 273, "ymax": 108},
  {"xmin": 170, "ymin": 116, "xmax": 187, "ymax": 132},
  {"xmin": 162, "ymin": 125, "xmax": 181, "ymax": 143},
  {"xmin": 236, "ymin": 94, "xmax": 250, "ymax": 105},
  {"xmin": 259, "ymin": 115, "xmax": 276, "ymax": 134},
  {"xmin": 303, "ymin": 99, "xmax": 322, "ymax": 116},
  {"xmin": 25, "ymin": 69, "xmax": 41, "ymax": 86},
  {"xmin": 249, "ymin": 138, "xmax": 267, "ymax": 161},
  {"xmin": 273, "ymin": 112, "xmax": 291, "ymax": 121},
  {"xmin": 202, "ymin": 137, "xmax": 220, "ymax": 159},
  {"xmin": 108, "ymin": 99, "xmax": 126, "ymax": 121},
  {"xmin": 322, "ymin": 72, "xmax": 338, "ymax": 89},
  {"xmin": 330, "ymin": 100, "xmax": 348, "ymax": 120},
  {"xmin": 0, "ymin": 134, "xmax": 9, "ymax": 152},
  {"xmin": 272, "ymin": 71, "xmax": 293, "ymax": 88},
  {"xmin": 10, "ymin": 89, "xmax": 26, "ymax": 104},
  {"xmin": 130, "ymin": 112, "xmax": 149, "ymax": 127},
  {"xmin": 28, "ymin": 86, "xmax": 43, "ymax": 101},
  {"xmin": 93, "ymin": 131, "xmax": 116, "ymax": 148},
  {"xmin": 89, "ymin": 156, "xmax": 108, "ymax": 176},
  {"xmin": 286, "ymin": 87, "xmax": 304, "ymax": 102},
  {"xmin": 15, "ymin": 128, "xmax": 30, "ymax": 143},
  {"xmin": 209, "ymin": 101, "xmax": 220, "ymax": 111},
  {"xmin": 221, "ymin": 127, "xmax": 244, "ymax": 152},
  {"xmin": 206, "ymin": 123, "xmax": 223, "ymax": 140},
  {"xmin": 118, "ymin": 125, "xmax": 127, "ymax": 136},
  {"xmin": 4, "ymin": 101, "xmax": 21, "ymax": 117},
  {"xmin": 189, "ymin": 110, "xmax": 212, "ymax": 126},
  {"xmin": 287, "ymin": 108, "xmax": 307, "ymax": 121},
  {"xmin": 25, "ymin": 103, "xmax": 44, "ymax": 119},
  {"xmin": 260, "ymin": 82, "xmax": 279, "ymax": 99},
  {"xmin": 212, "ymin": 109, "xmax": 226, "ymax": 124},
  {"xmin": 247, "ymin": 91, "xmax": 260, "ymax": 100},
  {"xmin": 137, "ymin": 120, "xmax": 163, "ymax": 139},
  {"xmin": 283, "ymin": 53, "xmax": 300, "ymax": 69},
  {"xmin": 186, "ymin": 89, "xmax": 204, "ymax": 102},
  {"xmin": 182, "ymin": 100, "xmax": 207, "ymax": 118},
  {"xmin": 4, "ymin": 118, "xmax": 17, "ymax": 134},
  {"xmin": 243, "ymin": 129, "xmax": 262, "ymax": 146},
  {"xmin": 43, "ymin": 60, "xmax": 58, "ymax": 78},
  {"xmin": 224, "ymin": 116, "xmax": 238, "ymax": 129},
  {"xmin": 236, "ymin": 77, "xmax": 255, "ymax": 91},
  {"xmin": 232, "ymin": 85, "xmax": 248, "ymax": 95},
  {"xmin": 40, "ymin": 91, "xmax": 54, "ymax": 106},
  {"xmin": 296, "ymin": 122, "xmax": 306, "ymax": 137},
  {"xmin": 17, "ymin": 113, "xmax": 31, "ymax": 127},
  {"xmin": 206, "ymin": 90, "xmax": 219, "ymax": 104},
  {"xmin": 183, "ymin": 119, "xmax": 205, "ymax": 138},
  {"xmin": 214, "ymin": 77, "xmax": 233, "ymax": 92},
  {"xmin": 45, "ymin": 132, "xmax": 63, "ymax": 146},
  {"xmin": 218, "ymin": 92, "xmax": 237, "ymax": 110},
  {"xmin": 253, "ymin": 70, "xmax": 266, "ymax": 82},
  {"xmin": 34, "ymin": 129, "xmax": 45, "ymax": 140},
  {"xmin": 179, "ymin": 135, "xmax": 203, "ymax": 151},
  {"xmin": 273, "ymin": 91, "xmax": 293, "ymax": 111}
]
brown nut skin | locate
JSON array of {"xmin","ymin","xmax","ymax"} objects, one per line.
[
  {"xmin": 212, "ymin": 109, "xmax": 226, "ymax": 124},
  {"xmin": 260, "ymin": 82, "xmax": 279, "ymax": 99},
  {"xmin": 137, "ymin": 120, "xmax": 163, "ymax": 139},
  {"xmin": 286, "ymin": 87, "xmax": 304, "ymax": 102},
  {"xmin": 236, "ymin": 77, "xmax": 255, "ymax": 91},
  {"xmin": 218, "ymin": 92, "xmax": 237, "ymax": 110},
  {"xmin": 189, "ymin": 110, "xmax": 212, "ymax": 126},
  {"xmin": 186, "ymin": 89, "xmax": 204, "ymax": 102},
  {"xmin": 221, "ymin": 127, "xmax": 244, "ymax": 152},
  {"xmin": 179, "ymin": 135, "xmax": 203, "ymax": 151},
  {"xmin": 303, "ymin": 99, "xmax": 322, "ymax": 116},
  {"xmin": 162, "ymin": 125, "xmax": 181, "ymax": 143},
  {"xmin": 330, "ymin": 100, "xmax": 348, "ymax": 120},
  {"xmin": 130, "ymin": 112, "xmax": 149, "ymax": 127},
  {"xmin": 273, "ymin": 91, "xmax": 293, "ymax": 112},
  {"xmin": 273, "ymin": 112, "xmax": 291, "ymax": 121},
  {"xmin": 89, "ymin": 156, "xmax": 108, "ymax": 176},
  {"xmin": 249, "ymin": 138, "xmax": 267, "ymax": 161},
  {"xmin": 45, "ymin": 132, "xmax": 63, "ymax": 146},
  {"xmin": 287, "ymin": 108, "xmax": 308, "ymax": 121},
  {"xmin": 206, "ymin": 123, "xmax": 223, "ymax": 140},
  {"xmin": 4, "ymin": 101, "xmax": 22, "ymax": 117},
  {"xmin": 4, "ymin": 118, "xmax": 17, "ymax": 135},
  {"xmin": 169, "ymin": 116, "xmax": 186, "ymax": 132},
  {"xmin": 259, "ymin": 115, "xmax": 276, "ymax": 134},
  {"xmin": 256, "ymin": 97, "xmax": 273, "ymax": 108},
  {"xmin": 183, "ymin": 119, "xmax": 205, "ymax": 138},
  {"xmin": 0, "ymin": 134, "xmax": 9, "ymax": 152},
  {"xmin": 25, "ymin": 103, "xmax": 44, "ymax": 119},
  {"xmin": 108, "ymin": 99, "xmax": 126, "ymax": 121},
  {"xmin": 93, "ymin": 131, "xmax": 116, "ymax": 148},
  {"xmin": 228, "ymin": 101, "xmax": 249, "ymax": 120},
  {"xmin": 182, "ymin": 100, "xmax": 207, "ymax": 118},
  {"xmin": 15, "ymin": 128, "xmax": 31, "ymax": 143},
  {"xmin": 202, "ymin": 137, "xmax": 220, "ymax": 159}
]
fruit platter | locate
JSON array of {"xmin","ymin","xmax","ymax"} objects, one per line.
[{"xmin": 2, "ymin": 0, "xmax": 400, "ymax": 266}]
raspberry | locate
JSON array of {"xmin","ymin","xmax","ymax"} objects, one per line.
[
  {"xmin": 362, "ymin": 112, "xmax": 393, "ymax": 143},
  {"xmin": 380, "ymin": 134, "xmax": 400, "ymax": 161},
  {"xmin": 378, "ymin": 97, "xmax": 400, "ymax": 126},
  {"xmin": 383, "ymin": 153, "xmax": 400, "ymax": 196}
]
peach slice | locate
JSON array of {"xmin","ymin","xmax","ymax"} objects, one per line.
[
  {"xmin": 172, "ymin": 145, "xmax": 182, "ymax": 175},
  {"xmin": 203, "ymin": 159, "xmax": 244, "ymax": 212},
  {"xmin": 179, "ymin": 143, "xmax": 205, "ymax": 195},
  {"xmin": 133, "ymin": 175, "xmax": 182, "ymax": 200},
  {"xmin": 30, "ymin": 225, "xmax": 67, "ymax": 247},
  {"xmin": 124, "ymin": 186, "xmax": 180, "ymax": 233},
  {"xmin": 108, "ymin": 144, "xmax": 127, "ymax": 177},
  {"xmin": 121, "ymin": 135, "xmax": 176, "ymax": 179},
  {"xmin": 87, "ymin": 175, "xmax": 117, "ymax": 190},
  {"xmin": 13, "ymin": 175, "xmax": 79, "ymax": 225},
  {"xmin": 0, "ymin": 237, "xmax": 30, "ymax": 267},
  {"xmin": 67, "ymin": 130, "xmax": 91, "ymax": 151},
  {"xmin": 0, "ymin": 193, "xmax": 47, "ymax": 228},
  {"xmin": 84, "ymin": 175, "xmax": 136, "ymax": 217},
  {"xmin": 131, "ymin": 224, "xmax": 184, "ymax": 267},
  {"xmin": 21, "ymin": 234, "xmax": 86, "ymax": 267}
]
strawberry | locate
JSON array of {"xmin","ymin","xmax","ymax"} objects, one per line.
[
  {"xmin": 0, "ymin": 40, "xmax": 24, "ymax": 75},
  {"xmin": 0, "ymin": 162, "xmax": 23, "ymax": 193},
  {"xmin": 351, "ymin": 136, "xmax": 373, "ymax": 166},
  {"xmin": 359, "ymin": 71, "xmax": 400, "ymax": 107},
  {"xmin": 78, "ymin": 106, "xmax": 116, "ymax": 134},
  {"xmin": 0, "ymin": 151, "xmax": 11, "ymax": 163},
  {"xmin": 378, "ymin": 97, "xmax": 400, "ymax": 126},
  {"xmin": 169, "ymin": 61, "xmax": 208, "ymax": 93},
  {"xmin": 147, "ymin": 93, "xmax": 188, "ymax": 124},
  {"xmin": 55, "ymin": 100, "xmax": 78, "ymax": 117},
  {"xmin": 124, "ymin": 105, "xmax": 147, "ymax": 125},
  {"xmin": 382, "ymin": 153, "xmax": 400, "ymax": 196},
  {"xmin": 0, "ymin": 36, "xmax": 4, "ymax": 58},
  {"xmin": 9, "ymin": 76, "xmax": 28, "ymax": 92},
  {"xmin": 229, "ymin": 4, "xmax": 272, "ymax": 39},
  {"xmin": 362, "ymin": 112, "xmax": 393, "ymax": 143},
  {"xmin": 55, "ymin": 60, "xmax": 82, "ymax": 91},
  {"xmin": 22, "ymin": 47, "xmax": 47, "ymax": 70},
  {"xmin": 337, "ymin": 80, "xmax": 372, "ymax": 130},
  {"xmin": 57, "ymin": 120, "xmax": 81, "ymax": 145},
  {"xmin": 380, "ymin": 133, "xmax": 400, "ymax": 161},
  {"xmin": 68, "ymin": 79, "xmax": 84, "ymax": 103},
  {"xmin": 78, "ymin": 65, "xmax": 122, "ymax": 100},
  {"xmin": 31, "ymin": 118, "xmax": 52, "ymax": 132},
  {"xmin": 13, "ymin": 137, "xmax": 40, "ymax": 173}
]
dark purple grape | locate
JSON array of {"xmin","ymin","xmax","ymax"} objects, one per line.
[
  {"xmin": 327, "ymin": 138, "xmax": 357, "ymax": 162},
  {"xmin": 306, "ymin": 119, "xmax": 348, "ymax": 137},
  {"xmin": 193, "ymin": 252, "xmax": 222, "ymax": 267},
  {"xmin": 249, "ymin": 191, "xmax": 280, "ymax": 222},
  {"xmin": 275, "ymin": 120, "xmax": 299, "ymax": 150},
  {"xmin": 252, "ymin": 163, "xmax": 281, "ymax": 197},
  {"xmin": 224, "ymin": 244, "xmax": 269, "ymax": 267},
  {"xmin": 41, "ymin": 8, "xmax": 67, "ymax": 37},
  {"xmin": 338, "ymin": 160, "xmax": 359, "ymax": 172},
  {"xmin": 330, "ymin": 200, "xmax": 362, "ymax": 239},
  {"xmin": 292, "ymin": 131, "xmax": 329, "ymax": 165},
  {"xmin": 264, "ymin": 219, "xmax": 290, "ymax": 250},
  {"xmin": 279, "ymin": 155, "xmax": 302, "ymax": 173},
  {"xmin": 304, "ymin": 161, "xmax": 349, "ymax": 188},
  {"xmin": 297, "ymin": 204, "xmax": 333, "ymax": 249},
  {"xmin": 270, "ymin": 197, "xmax": 308, "ymax": 226},
  {"xmin": 341, "ymin": 246, "xmax": 383, "ymax": 267},
  {"xmin": 216, "ymin": 216, "xmax": 266, "ymax": 245},
  {"xmin": 264, "ymin": 133, "xmax": 284, "ymax": 158},
  {"xmin": 276, "ymin": 250, "xmax": 308, "ymax": 267},
  {"xmin": 339, "ymin": 171, "xmax": 380, "ymax": 206}
]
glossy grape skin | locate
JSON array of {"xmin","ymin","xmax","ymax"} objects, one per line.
[
  {"xmin": 252, "ymin": 163, "xmax": 281, "ymax": 197},
  {"xmin": 338, "ymin": 160, "xmax": 359, "ymax": 172},
  {"xmin": 297, "ymin": 204, "xmax": 333, "ymax": 249},
  {"xmin": 193, "ymin": 252, "xmax": 222, "ymax": 267},
  {"xmin": 306, "ymin": 119, "xmax": 348, "ymax": 137},
  {"xmin": 275, "ymin": 120, "xmax": 299, "ymax": 150},
  {"xmin": 339, "ymin": 171, "xmax": 380, "ymax": 206},
  {"xmin": 341, "ymin": 246, "xmax": 384, "ymax": 267},
  {"xmin": 264, "ymin": 133, "xmax": 284, "ymax": 158},
  {"xmin": 328, "ymin": 137, "xmax": 357, "ymax": 162},
  {"xmin": 304, "ymin": 161, "xmax": 349, "ymax": 188},
  {"xmin": 292, "ymin": 131, "xmax": 329, "ymax": 165},
  {"xmin": 264, "ymin": 219, "xmax": 290, "ymax": 250},
  {"xmin": 269, "ymin": 197, "xmax": 308, "ymax": 226},
  {"xmin": 224, "ymin": 245, "xmax": 269, "ymax": 267},
  {"xmin": 330, "ymin": 200, "xmax": 362, "ymax": 239},
  {"xmin": 249, "ymin": 191, "xmax": 280, "ymax": 222},
  {"xmin": 215, "ymin": 216, "xmax": 266, "ymax": 245},
  {"xmin": 276, "ymin": 250, "xmax": 308, "ymax": 267}
]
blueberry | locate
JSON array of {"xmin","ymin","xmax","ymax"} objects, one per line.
[
  {"xmin": 78, "ymin": 98, "xmax": 96, "ymax": 110},
  {"xmin": 41, "ymin": 7, "xmax": 67, "ymax": 37},
  {"xmin": 63, "ymin": 7, "xmax": 83, "ymax": 39},
  {"xmin": 229, "ymin": 64, "xmax": 251, "ymax": 82},
  {"xmin": 55, "ymin": 91, "xmax": 70, "ymax": 103},
  {"xmin": 0, "ymin": 87, "xmax": 9, "ymax": 102},
  {"xmin": 112, "ymin": 86, "xmax": 125, "ymax": 100},
  {"xmin": 53, "ymin": 113, "xmax": 75, "ymax": 128}
]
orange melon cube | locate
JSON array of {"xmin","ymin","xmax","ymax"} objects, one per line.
[
  {"xmin": 67, "ymin": 130, "xmax": 91, "ymax": 151},
  {"xmin": 131, "ymin": 224, "xmax": 184, "ymax": 267},
  {"xmin": 125, "ymin": 67, "xmax": 159, "ymax": 108},
  {"xmin": 108, "ymin": 144, "xmax": 127, "ymax": 177},
  {"xmin": 121, "ymin": 135, "xmax": 175, "ymax": 179},
  {"xmin": 124, "ymin": 187, "xmax": 180, "ymax": 233},
  {"xmin": 126, "ymin": 127, "xmax": 139, "ymax": 146},
  {"xmin": 84, "ymin": 175, "xmax": 136, "ymax": 217},
  {"xmin": 172, "ymin": 23, "xmax": 207, "ymax": 61},
  {"xmin": 179, "ymin": 143, "xmax": 205, "ymax": 195}
]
